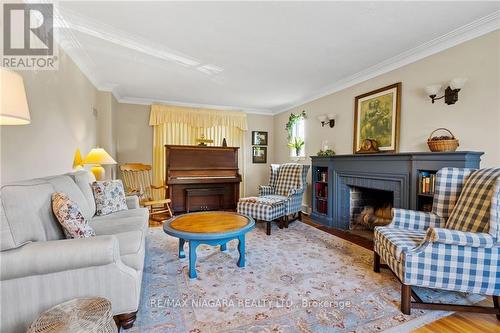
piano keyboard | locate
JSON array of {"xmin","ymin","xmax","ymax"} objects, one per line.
[{"xmin": 175, "ymin": 176, "xmax": 236, "ymax": 179}]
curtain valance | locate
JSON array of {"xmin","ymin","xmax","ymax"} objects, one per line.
[{"xmin": 149, "ymin": 104, "xmax": 248, "ymax": 130}]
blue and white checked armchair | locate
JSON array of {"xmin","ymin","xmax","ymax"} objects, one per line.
[
  {"xmin": 374, "ymin": 167, "xmax": 500, "ymax": 318},
  {"xmin": 238, "ymin": 163, "xmax": 309, "ymax": 235}
]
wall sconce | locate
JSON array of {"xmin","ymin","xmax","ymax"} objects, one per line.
[
  {"xmin": 317, "ymin": 113, "xmax": 337, "ymax": 128},
  {"xmin": 425, "ymin": 78, "xmax": 467, "ymax": 105}
]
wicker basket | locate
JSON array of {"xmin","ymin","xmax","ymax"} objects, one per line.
[{"xmin": 427, "ymin": 128, "xmax": 459, "ymax": 152}]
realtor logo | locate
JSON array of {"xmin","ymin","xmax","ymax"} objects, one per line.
[{"xmin": 2, "ymin": 3, "xmax": 57, "ymax": 69}]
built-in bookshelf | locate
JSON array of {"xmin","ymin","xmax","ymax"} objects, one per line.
[
  {"xmin": 314, "ymin": 167, "xmax": 329, "ymax": 215},
  {"xmin": 417, "ymin": 170, "xmax": 437, "ymax": 212}
]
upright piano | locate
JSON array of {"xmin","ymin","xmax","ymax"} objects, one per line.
[{"xmin": 165, "ymin": 145, "xmax": 242, "ymax": 213}]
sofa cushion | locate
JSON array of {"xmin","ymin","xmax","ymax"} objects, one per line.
[
  {"xmin": 46, "ymin": 175, "xmax": 94, "ymax": 220},
  {"xmin": 374, "ymin": 227, "xmax": 426, "ymax": 261},
  {"xmin": 92, "ymin": 180, "xmax": 128, "ymax": 216},
  {"xmin": 1, "ymin": 182, "xmax": 64, "ymax": 247},
  {"xmin": 90, "ymin": 208, "xmax": 148, "ymax": 234},
  {"xmin": 113, "ymin": 231, "xmax": 145, "ymax": 270},
  {"xmin": 52, "ymin": 192, "xmax": 95, "ymax": 239},
  {"xmin": 68, "ymin": 170, "xmax": 96, "ymax": 216}
]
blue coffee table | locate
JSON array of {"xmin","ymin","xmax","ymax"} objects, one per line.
[{"xmin": 163, "ymin": 211, "xmax": 255, "ymax": 279}]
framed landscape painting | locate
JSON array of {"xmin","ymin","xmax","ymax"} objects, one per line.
[{"xmin": 353, "ymin": 82, "xmax": 401, "ymax": 153}]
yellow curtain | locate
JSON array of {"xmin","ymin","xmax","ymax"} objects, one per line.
[{"xmin": 150, "ymin": 104, "xmax": 247, "ymax": 199}]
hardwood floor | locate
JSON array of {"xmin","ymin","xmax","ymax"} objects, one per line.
[{"xmin": 300, "ymin": 214, "xmax": 500, "ymax": 333}]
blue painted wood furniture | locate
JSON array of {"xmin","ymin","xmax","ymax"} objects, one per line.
[
  {"xmin": 310, "ymin": 151, "xmax": 483, "ymax": 229},
  {"xmin": 163, "ymin": 211, "xmax": 255, "ymax": 279}
]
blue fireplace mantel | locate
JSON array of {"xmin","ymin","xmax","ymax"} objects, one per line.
[{"xmin": 310, "ymin": 151, "xmax": 483, "ymax": 229}]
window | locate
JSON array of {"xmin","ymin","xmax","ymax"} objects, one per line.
[{"xmin": 289, "ymin": 118, "xmax": 305, "ymax": 158}]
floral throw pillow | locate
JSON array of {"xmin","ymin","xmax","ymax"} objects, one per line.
[
  {"xmin": 92, "ymin": 180, "xmax": 128, "ymax": 216},
  {"xmin": 52, "ymin": 192, "xmax": 95, "ymax": 238}
]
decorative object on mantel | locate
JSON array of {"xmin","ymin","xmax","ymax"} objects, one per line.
[
  {"xmin": 317, "ymin": 149, "xmax": 336, "ymax": 157},
  {"xmin": 252, "ymin": 131, "xmax": 268, "ymax": 145},
  {"xmin": 196, "ymin": 134, "xmax": 213, "ymax": 146},
  {"xmin": 357, "ymin": 138, "xmax": 380, "ymax": 154},
  {"xmin": 354, "ymin": 82, "xmax": 401, "ymax": 154},
  {"xmin": 425, "ymin": 78, "xmax": 467, "ymax": 105},
  {"xmin": 252, "ymin": 146, "xmax": 267, "ymax": 163},
  {"xmin": 285, "ymin": 110, "xmax": 306, "ymax": 141},
  {"xmin": 222, "ymin": 138, "xmax": 227, "ymax": 147},
  {"xmin": 317, "ymin": 113, "xmax": 337, "ymax": 128},
  {"xmin": 427, "ymin": 128, "xmax": 459, "ymax": 152},
  {"xmin": 288, "ymin": 137, "xmax": 305, "ymax": 157}
]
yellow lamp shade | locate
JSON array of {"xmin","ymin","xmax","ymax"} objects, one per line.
[
  {"xmin": 83, "ymin": 148, "xmax": 116, "ymax": 165},
  {"xmin": 1, "ymin": 68, "xmax": 31, "ymax": 125}
]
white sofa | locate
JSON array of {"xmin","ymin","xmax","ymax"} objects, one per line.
[{"xmin": 0, "ymin": 170, "xmax": 148, "ymax": 332}]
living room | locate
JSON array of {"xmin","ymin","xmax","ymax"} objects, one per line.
[{"xmin": 1, "ymin": 2, "xmax": 499, "ymax": 332}]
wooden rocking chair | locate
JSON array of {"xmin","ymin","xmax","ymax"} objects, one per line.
[{"xmin": 120, "ymin": 163, "xmax": 173, "ymax": 223}]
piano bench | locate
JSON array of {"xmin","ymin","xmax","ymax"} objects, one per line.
[{"xmin": 237, "ymin": 196, "xmax": 287, "ymax": 236}]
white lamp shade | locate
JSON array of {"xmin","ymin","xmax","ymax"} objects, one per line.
[
  {"xmin": 450, "ymin": 78, "xmax": 467, "ymax": 90},
  {"xmin": 83, "ymin": 148, "xmax": 117, "ymax": 165},
  {"xmin": 1, "ymin": 68, "xmax": 31, "ymax": 125},
  {"xmin": 425, "ymin": 84, "xmax": 441, "ymax": 96},
  {"xmin": 327, "ymin": 113, "xmax": 337, "ymax": 120},
  {"xmin": 317, "ymin": 114, "xmax": 327, "ymax": 122}
]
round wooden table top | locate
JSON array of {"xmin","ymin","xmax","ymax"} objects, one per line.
[
  {"xmin": 164, "ymin": 211, "xmax": 255, "ymax": 240},
  {"xmin": 170, "ymin": 211, "xmax": 251, "ymax": 233}
]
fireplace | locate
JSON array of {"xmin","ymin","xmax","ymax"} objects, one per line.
[
  {"xmin": 349, "ymin": 187, "xmax": 393, "ymax": 231},
  {"xmin": 311, "ymin": 152, "xmax": 483, "ymax": 241}
]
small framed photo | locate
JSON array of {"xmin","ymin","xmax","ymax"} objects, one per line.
[
  {"xmin": 252, "ymin": 146, "xmax": 267, "ymax": 164},
  {"xmin": 252, "ymin": 131, "xmax": 268, "ymax": 146}
]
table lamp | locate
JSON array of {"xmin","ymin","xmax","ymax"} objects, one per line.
[
  {"xmin": 1, "ymin": 68, "xmax": 31, "ymax": 125},
  {"xmin": 83, "ymin": 148, "xmax": 116, "ymax": 180}
]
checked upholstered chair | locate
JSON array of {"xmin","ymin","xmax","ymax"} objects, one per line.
[
  {"xmin": 238, "ymin": 163, "xmax": 309, "ymax": 235},
  {"xmin": 374, "ymin": 167, "xmax": 500, "ymax": 319}
]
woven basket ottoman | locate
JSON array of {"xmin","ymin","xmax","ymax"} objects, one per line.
[
  {"xmin": 27, "ymin": 297, "xmax": 117, "ymax": 333},
  {"xmin": 237, "ymin": 196, "xmax": 286, "ymax": 235}
]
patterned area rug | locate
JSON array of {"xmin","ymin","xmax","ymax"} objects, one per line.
[{"xmin": 129, "ymin": 222, "xmax": 482, "ymax": 333}]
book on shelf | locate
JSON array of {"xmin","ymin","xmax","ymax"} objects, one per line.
[
  {"xmin": 419, "ymin": 171, "xmax": 436, "ymax": 195},
  {"xmin": 315, "ymin": 182, "xmax": 328, "ymax": 198}
]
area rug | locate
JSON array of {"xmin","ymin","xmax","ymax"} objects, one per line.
[{"xmin": 129, "ymin": 222, "xmax": 482, "ymax": 333}]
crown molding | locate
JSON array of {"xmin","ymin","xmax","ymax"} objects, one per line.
[
  {"xmin": 114, "ymin": 94, "xmax": 274, "ymax": 115},
  {"xmin": 273, "ymin": 10, "xmax": 500, "ymax": 115},
  {"xmin": 57, "ymin": 7, "xmax": 499, "ymax": 117}
]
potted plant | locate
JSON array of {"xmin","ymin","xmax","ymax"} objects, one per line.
[
  {"xmin": 285, "ymin": 110, "xmax": 306, "ymax": 142},
  {"xmin": 288, "ymin": 137, "xmax": 305, "ymax": 156}
]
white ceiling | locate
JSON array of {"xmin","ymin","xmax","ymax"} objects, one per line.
[{"xmin": 54, "ymin": 1, "xmax": 500, "ymax": 114}]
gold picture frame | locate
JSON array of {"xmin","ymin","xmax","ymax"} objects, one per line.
[{"xmin": 353, "ymin": 82, "xmax": 401, "ymax": 154}]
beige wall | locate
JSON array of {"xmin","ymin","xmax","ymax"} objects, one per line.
[
  {"xmin": 274, "ymin": 30, "xmax": 500, "ymax": 209},
  {"xmin": 243, "ymin": 114, "xmax": 274, "ymax": 196},
  {"xmin": 95, "ymin": 91, "xmax": 119, "ymax": 178},
  {"xmin": 1, "ymin": 47, "xmax": 99, "ymax": 183},
  {"xmin": 115, "ymin": 103, "xmax": 152, "ymax": 168}
]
